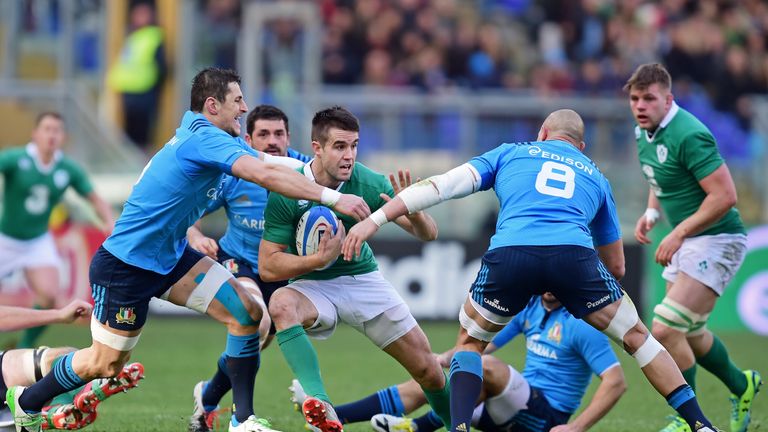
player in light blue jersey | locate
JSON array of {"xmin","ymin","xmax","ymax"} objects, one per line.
[
  {"xmin": 186, "ymin": 105, "xmax": 311, "ymax": 431},
  {"xmin": 6, "ymin": 68, "xmax": 370, "ymax": 432},
  {"xmin": 292, "ymin": 293, "xmax": 626, "ymax": 432},
  {"xmin": 343, "ymin": 109, "xmax": 720, "ymax": 432}
]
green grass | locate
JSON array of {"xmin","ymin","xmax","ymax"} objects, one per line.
[{"xmin": 3, "ymin": 319, "xmax": 767, "ymax": 431}]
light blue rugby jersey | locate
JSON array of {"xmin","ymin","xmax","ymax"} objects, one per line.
[
  {"xmin": 491, "ymin": 296, "xmax": 619, "ymax": 413},
  {"xmin": 208, "ymin": 149, "xmax": 311, "ymax": 271},
  {"xmin": 104, "ymin": 111, "xmax": 257, "ymax": 274},
  {"xmin": 468, "ymin": 140, "xmax": 621, "ymax": 250}
]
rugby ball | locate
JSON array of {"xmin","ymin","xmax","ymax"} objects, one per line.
[{"xmin": 295, "ymin": 206, "xmax": 340, "ymax": 270}]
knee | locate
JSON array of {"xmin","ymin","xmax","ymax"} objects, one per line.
[
  {"xmin": 268, "ymin": 291, "xmax": 298, "ymax": 325},
  {"xmin": 481, "ymin": 356, "xmax": 505, "ymax": 382},
  {"xmin": 651, "ymin": 323, "xmax": 680, "ymax": 345},
  {"xmin": 623, "ymin": 324, "xmax": 651, "ymax": 353}
]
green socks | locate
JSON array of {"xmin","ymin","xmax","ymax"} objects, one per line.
[
  {"xmin": 696, "ymin": 335, "xmax": 747, "ymax": 396},
  {"xmin": 682, "ymin": 364, "xmax": 697, "ymax": 393},
  {"xmin": 276, "ymin": 325, "xmax": 330, "ymax": 403},
  {"xmin": 422, "ymin": 371, "xmax": 451, "ymax": 429}
]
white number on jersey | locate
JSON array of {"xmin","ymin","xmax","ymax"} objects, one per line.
[
  {"xmin": 535, "ymin": 161, "xmax": 575, "ymax": 199},
  {"xmin": 25, "ymin": 184, "xmax": 50, "ymax": 215}
]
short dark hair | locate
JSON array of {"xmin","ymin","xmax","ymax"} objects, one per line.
[
  {"xmin": 34, "ymin": 111, "xmax": 64, "ymax": 127},
  {"xmin": 623, "ymin": 63, "xmax": 672, "ymax": 92},
  {"xmin": 190, "ymin": 67, "xmax": 241, "ymax": 112},
  {"xmin": 311, "ymin": 106, "xmax": 359, "ymax": 145},
  {"xmin": 246, "ymin": 105, "xmax": 290, "ymax": 136}
]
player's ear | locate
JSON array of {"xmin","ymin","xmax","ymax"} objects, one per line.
[
  {"xmin": 537, "ymin": 127, "xmax": 547, "ymax": 141},
  {"xmin": 311, "ymin": 140, "xmax": 322, "ymax": 155},
  {"xmin": 204, "ymin": 97, "xmax": 219, "ymax": 115},
  {"xmin": 578, "ymin": 141, "xmax": 586, "ymax": 152},
  {"xmin": 244, "ymin": 133, "xmax": 252, "ymax": 146}
]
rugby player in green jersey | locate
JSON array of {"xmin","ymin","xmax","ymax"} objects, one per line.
[
  {"xmin": 626, "ymin": 63, "xmax": 761, "ymax": 432},
  {"xmin": 0, "ymin": 112, "xmax": 114, "ymax": 348},
  {"xmin": 259, "ymin": 106, "xmax": 451, "ymax": 432}
]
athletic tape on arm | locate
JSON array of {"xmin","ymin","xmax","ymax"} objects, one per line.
[
  {"xmin": 398, "ymin": 164, "xmax": 481, "ymax": 214},
  {"xmin": 90, "ymin": 317, "xmax": 141, "ymax": 351},
  {"xmin": 261, "ymin": 153, "xmax": 305, "ymax": 169}
]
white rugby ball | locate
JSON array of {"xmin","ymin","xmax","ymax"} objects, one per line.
[{"xmin": 295, "ymin": 206, "xmax": 340, "ymax": 270}]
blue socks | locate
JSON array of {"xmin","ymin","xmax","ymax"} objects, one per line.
[
  {"xmin": 666, "ymin": 384, "xmax": 713, "ymax": 429},
  {"xmin": 449, "ymin": 351, "xmax": 483, "ymax": 432},
  {"xmin": 225, "ymin": 332, "xmax": 261, "ymax": 423},
  {"xmin": 414, "ymin": 410, "xmax": 444, "ymax": 432},
  {"xmin": 18, "ymin": 352, "xmax": 85, "ymax": 411},
  {"xmin": 202, "ymin": 353, "xmax": 232, "ymax": 411},
  {"xmin": 335, "ymin": 385, "xmax": 405, "ymax": 424}
]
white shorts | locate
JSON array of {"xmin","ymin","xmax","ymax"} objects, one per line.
[
  {"xmin": 0, "ymin": 232, "xmax": 61, "ymax": 278},
  {"xmin": 472, "ymin": 366, "xmax": 530, "ymax": 427},
  {"xmin": 288, "ymin": 271, "xmax": 417, "ymax": 348},
  {"xmin": 662, "ymin": 233, "xmax": 747, "ymax": 295}
]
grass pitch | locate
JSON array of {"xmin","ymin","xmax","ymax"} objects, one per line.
[{"xmin": 3, "ymin": 318, "xmax": 766, "ymax": 431}]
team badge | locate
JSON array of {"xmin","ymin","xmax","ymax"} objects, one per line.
[
  {"xmin": 115, "ymin": 307, "xmax": 137, "ymax": 325},
  {"xmin": 223, "ymin": 259, "xmax": 239, "ymax": 274},
  {"xmin": 297, "ymin": 200, "xmax": 310, "ymax": 209},
  {"xmin": 547, "ymin": 322, "xmax": 562, "ymax": 344},
  {"xmin": 18, "ymin": 158, "xmax": 31, "ymax": 170},
  {"xmin": 53, "ymin": 170, "xmax": 69, "ymax": 189},
  {"xmin": 656, "ymin": 145, "xmax": 668, "ymax": 163}
]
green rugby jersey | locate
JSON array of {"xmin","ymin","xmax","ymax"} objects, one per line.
[
  {"xmin": 636, "ymin": 103, "xmax": 745, "ymax": 236},
  {"xmin": 0, "ymin": 144, "xmax": 94, "ymax": 240},
  {"xmin": 263, "ymin": 161, "xmax": 394, "ymax": 281}
]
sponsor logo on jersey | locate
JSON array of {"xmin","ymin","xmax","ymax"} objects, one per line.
[
  {"xmin": 483, "ymin": 297, "xmax": 510, "ymax": 313},
  {"xmin": 527, "ymin": 145, "xmax": 594, "ymax": 175},
  {"xmin": 656, "ymin": 144, "xmax": 668, "ymax": 163},
  {"xmin": 527, "ymin": 334, "xmax": 558, "ymax": 359},
  {"xmin": 235, "ymin": 215, "xmax": 265, "ymax": 230},
  {"xmin": 115, "ymin": 307, "xmax": 137, "ymax": 325},
  {"xmin": 586, "ymin": 295, "xmax": 610, "ymax": 309},
  {"xmin": 53, "ymin": 170, "xmax": 69, "ymax": 189},
  {"xmin": 297, "ymin": 200, "xmax": 310, "ymax": 209},
  {"xmin": 223, "ymin": 259, "xmax": 239, "ymax": 274},
  {"xmin": 547, "ymin": 321, "xmax": 563, "ymax": 344}
]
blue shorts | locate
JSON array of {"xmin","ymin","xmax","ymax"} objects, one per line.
[
  {"xmin": 217, "ymin": 247, "xmax": 287, "ymax": 335},
  {"xmin": 89, "ymin": 245, "xmax": 205, "ymax": 331},
  {"xmin": 470, "ymin": 245, "xmax": 622, "ymax": 319},
  {"xmin": 476, "ymin": 387, "xmax": 570, "ymax": 432}
]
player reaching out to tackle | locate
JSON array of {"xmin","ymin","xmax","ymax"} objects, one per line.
[
  {"xmin": 6, "ymin": 67, "xmax": 370, "ymax": 432},
  {"xmin": 258, "ymin": 106, "xmax": 452, "ymax": 432},
  {"xmin": 343, "ymin": 109, "xmax": 721, "ymax": 432}
]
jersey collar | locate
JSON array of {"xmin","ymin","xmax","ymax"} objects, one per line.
[
  {"xmin": 644, "ymin": 102, "xmax": 679, "ymax": 143},
  {"xmin": 26, "ymin": 143, "xmax": 62, "ymax": 174},
  {"xmin": 304, "ymin": 159, "xmax": 345, "ymax": 191}
]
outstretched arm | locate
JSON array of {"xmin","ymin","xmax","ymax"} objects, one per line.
[
  {"xmin": 0, "ymin": 300, "xmax": 92, "ymax": 331},
  {"xmin": 231, "ymin": 155, "xmax": 370, "ymax": 221},
  {"xmin": 342, "ymin": 163, "xmax": 481, "ymax": 260},
  {"xmin": 86, "ymin": 192, "xmax": 115, "ymax": 235},
  {"xmin": 550, "ymin": 365, "xmax": 626, "ymax": 432},
  {"xmin": 388, "ymin": 170, "xmax": 438, "ymax": 241}
]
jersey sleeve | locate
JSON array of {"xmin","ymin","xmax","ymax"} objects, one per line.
[
  {"xmin": 468, "ymin": 144, "xmax": 517, "ymax": 191},
  {"xmin": 205, "ymin": 176, "xmax": 232, "ymax": 214},
  {"xmin": 0, "ymin": 149, "xmax": 18, "ymax": 173},
  {"xmin": 287, "ymin": 148, "xmax": 312, "ymax": 164},
  {"xmin": 177, "ymin": 134, "xmax": 252, "ymax": 176},
  {"xmin": 680, "ymin": 131, "xmax": 724, "ymax": 181},
  {"xmin": 571, "ymin": 320, "xmax": 619, "ymax": 376},
  {"xmin": 262, "ymin": 192, "xmax": 296, "ymax": 246},
  {"xmin": 490, "ymin": 312, "xmax": 524, "ymax": 349},
  {"xmin": 64, "ymin": 158, "xmax": 95, "ymax": 196},
  {"xmin": 589, "ymin": 177, "xmax": 622, "ymax": 246}
]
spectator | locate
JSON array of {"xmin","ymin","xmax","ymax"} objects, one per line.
[{"xmin": 107, "ymin": 2, "xmax": 165, "ymax": 151}]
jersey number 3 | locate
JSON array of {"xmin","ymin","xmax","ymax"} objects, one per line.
[
  {"xmin": 25, "ymin": 184, "xmax": 50, "ymax": 215},
  {"xmin": 535, "ymin": 161, "xmax": 575, "ymax": 199}
]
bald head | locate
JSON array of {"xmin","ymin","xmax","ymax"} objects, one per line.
[{"xmin": 538, "ymin": 109, "xmax": 585, "ymax": 151}]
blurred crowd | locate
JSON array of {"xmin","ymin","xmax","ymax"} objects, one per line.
[{"xmin": 317, "ymin": 0, "xmax": 768, "ymax": 122}]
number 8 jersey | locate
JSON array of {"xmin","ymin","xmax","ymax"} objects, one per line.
[
  {"xmin": 0, "ymin": 144, "xmax": 93, "ymax": 240},
  {"xmin": 468, "ymin": 139, "xmax": 621, "ymax": 250}
]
